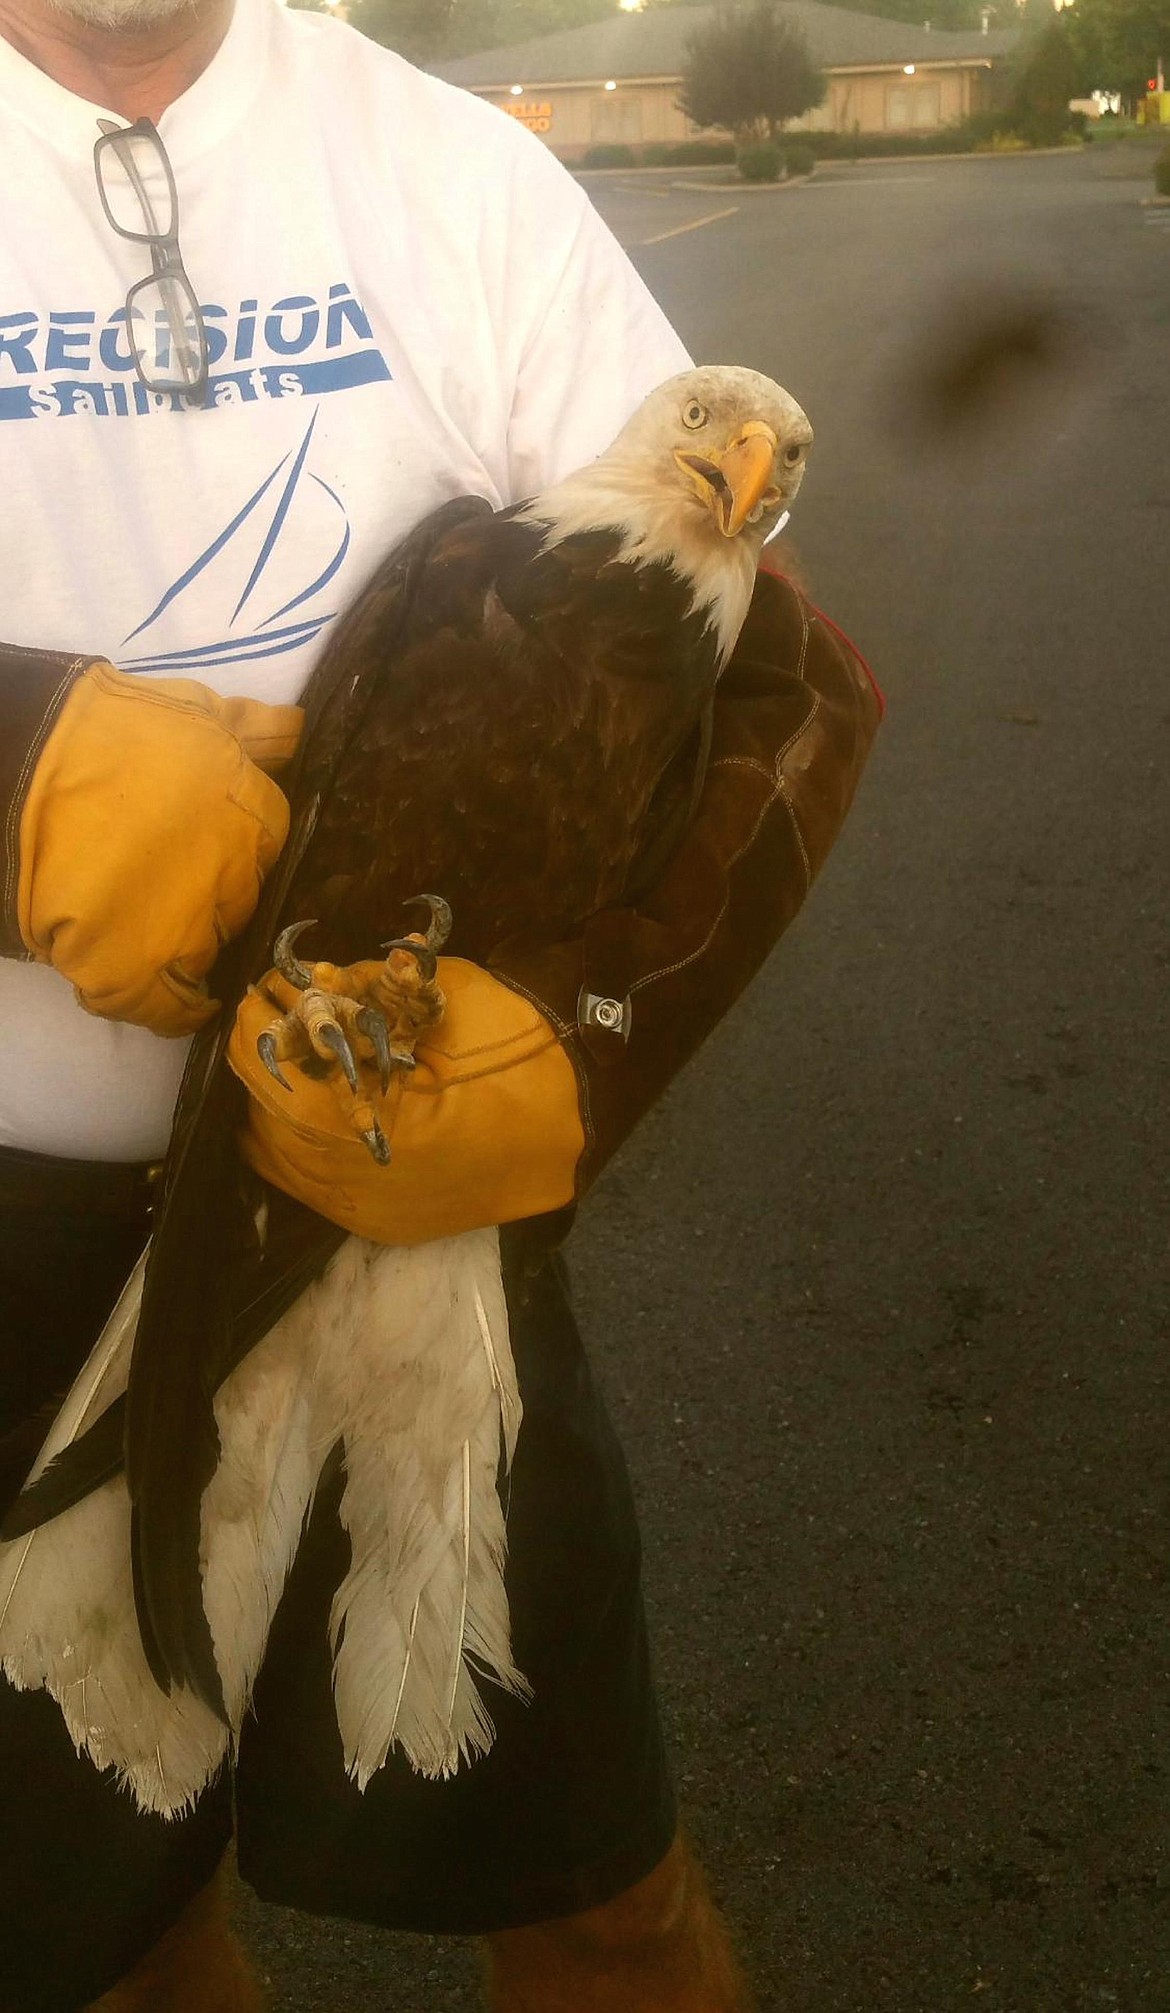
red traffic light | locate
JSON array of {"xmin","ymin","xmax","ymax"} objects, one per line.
[{"xmin": 1149, "ymin": 77, "xmax": 1159, "ymax": 89}]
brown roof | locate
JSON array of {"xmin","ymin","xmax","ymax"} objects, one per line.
[{"xmin": 435, "ymin": 2, "xmax": 1017, "ymax": 87}]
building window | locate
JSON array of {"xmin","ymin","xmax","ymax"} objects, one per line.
[
  {"xmin": 591, "ymin": 93, "xmax": 644, "ymax": 141},
  {"xmin": 886, "ymin": 82, "xmax": 942, "ymax": 129}
]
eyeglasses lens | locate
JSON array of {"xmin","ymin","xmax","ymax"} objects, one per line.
[
  {"xmin": 126, "ymin": 272, "xmax": 205, "ymax": 390},
  {"xmin": 97, "ymin": 129, "xmax": 176, "ymax": 241}
]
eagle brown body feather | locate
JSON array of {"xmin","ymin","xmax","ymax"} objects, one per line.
[{"xmin": 290, "ymin": 501, "xmax": 718, "ymax": 968}]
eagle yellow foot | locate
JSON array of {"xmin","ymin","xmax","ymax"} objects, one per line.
[{"xmin": 256, "ymin": 895, "xmax": 450, "ymax": 1162}]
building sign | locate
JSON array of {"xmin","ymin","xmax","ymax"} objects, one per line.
[{"xmin": 505, "ymin": 100, "xmax": 553, "ymax": 133}]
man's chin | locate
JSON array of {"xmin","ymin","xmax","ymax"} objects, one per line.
[{"xmin": 48, "ymin": 0, "xmax": 201, "ymax": 29}]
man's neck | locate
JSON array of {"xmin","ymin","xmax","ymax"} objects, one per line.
[{"xmin": 0, "ymin": 0, "xmax": 232, "ymax": 120}]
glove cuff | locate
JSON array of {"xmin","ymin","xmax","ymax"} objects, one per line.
[{"xmin": 0, "ymin": 645, "xmax": 104, "ymax": 958}]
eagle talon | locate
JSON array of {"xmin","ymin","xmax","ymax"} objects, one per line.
[
  {"xmin": 404, "ymin": 892, "xmax": 453, "ymax": 953},
  {"xmin": 273, "ymin": 919, "xmax": 318, "ymax": 990},
  {"xmin": 355, "ymin": 1005, "xmax": 393, "ymax": 1094},
  {"xmin": 318, "ymin": 1021, "xmax": 359, "ymax": 1092},
  {"xmin": 256, "ymin": 901, "xmax": 453, "ymax": 1161},
  {"xmin": 257, "ymin": 1031, "xmax": 292, "ymax": 1091},
  {"xmin": 380, "ymin": 937, "xmax": 438, "ymax": 983},
  {"xmin": 363, "ymin": 1122, "xmax": 391, "ymax": 1165}
]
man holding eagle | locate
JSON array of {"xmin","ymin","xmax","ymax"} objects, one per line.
[{"xmin": 0, "ymin": 0, "xmax": 880, "ymax": 2000}]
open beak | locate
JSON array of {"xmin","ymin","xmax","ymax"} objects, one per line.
[{"xmin": 675, "ymin": 420, "xmax": 781, "ymax": 537}]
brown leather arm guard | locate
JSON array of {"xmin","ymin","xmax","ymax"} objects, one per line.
[{"xmin": 488, "ymin": 568, "xmax": 883, "ymax": 1195}]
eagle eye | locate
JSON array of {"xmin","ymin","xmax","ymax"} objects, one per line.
[
  {"xmin": 783, "ymin": 442, "xmax": 805, "ymax": 466},
  {"xmin": 681, "ymin": 399, "xmax": 708, "ymax": 431}
]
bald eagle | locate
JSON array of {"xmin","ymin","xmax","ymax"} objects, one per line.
[{"xmin": 0, "ymin": 367, "xmax": 812, "ymax": 1815}]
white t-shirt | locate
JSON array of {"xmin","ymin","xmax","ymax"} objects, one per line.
[{"xmin": 0, "ymin": 0, "xmax": 690, "ymax": 1161}]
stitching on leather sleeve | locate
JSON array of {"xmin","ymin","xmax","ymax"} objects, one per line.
[
  {"xmin": 773, "ymin": 687, "xmax": 821, "ymax": 769},
  {"xmin": 795, "ymin": 597, "xmax": 810, "ymax": 680},
  {"xmin": 711, "ymin": 754, "xmax": 776, "ymax": 784},
  {"xmin": 779, "ymin": 785, "xmax": 811, "ymax": 886}
]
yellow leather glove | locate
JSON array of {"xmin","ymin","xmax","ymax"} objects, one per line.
[
  {"xmin": 17, "ymin": 663, "xmax": 303, "ymax": 1036},
  {"xmin": 227, "ymin": 958, "xmax": 585, "ymax": 1245}
]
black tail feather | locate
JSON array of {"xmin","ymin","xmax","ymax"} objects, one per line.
[{"xmin": 0, "ymin": 1399, "xmax": 126, "ymax": 1541}]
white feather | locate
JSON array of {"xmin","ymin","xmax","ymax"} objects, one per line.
[
  {"xmin": 326, "ymin": 1229, "xmax": 529, "ymax": 1788},
  {"xmin": 0, "ymin": 1248, "xmax": 229, "ymax": 1816},
  {"xmin": 521, "ymin": 458, "xmax": 759, "ymax": 667},
  {"xmin": 0, "ymin": 1228, "xmax": 526, "ymax": 1816}
]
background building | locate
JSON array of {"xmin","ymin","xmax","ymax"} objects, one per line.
[{"xmin": 437, "ymin": 1, "xmax": 1019, "ymax": 158}]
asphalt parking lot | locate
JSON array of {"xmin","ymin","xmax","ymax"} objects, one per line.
[
  {"xmin": 580, "ymin": 155, "xmax": 973, "ymax": 249},
  {"xmin": 237, "ymin": 140, "xmax": 1170, "ymax": 2010}
]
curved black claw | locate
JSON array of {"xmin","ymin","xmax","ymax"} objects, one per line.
[
  {"xmin": 273, "ymin": 919, "xmax": 318, "ymax": 990},
  {"xmin": 404, "ymin": 892, "xmax": 453, "ymax": 953},
  {"xmin": 356, "ymin": 1005, "xmax": 393, "ymax": 1094},
  {"xmin": 257, "ymin": 1030, "xmax": 291, "ymax": 1091},
  {"xmin": 318, "ymin": 1021, "xmax": 359, "ymax": 1092},
  {"xmin": 363, "ymin": 1121, "xmax": 391, "ymax": 1166},
  {"xmin": 381, "ymin": 937, "xmax": 438, "ymax": 983}
]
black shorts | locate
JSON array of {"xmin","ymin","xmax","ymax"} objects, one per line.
[{"xmin": 0, "ymin": 1148, "xmax": 675, "ymax": 2013}]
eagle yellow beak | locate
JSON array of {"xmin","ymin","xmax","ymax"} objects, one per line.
[{"xmin": 675, "ymin": 421, "xmax": 781, "ymax": 538}]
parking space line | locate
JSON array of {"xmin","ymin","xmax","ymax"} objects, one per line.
[{"xmin": 642, "ymin": 205, "xmax": 739, "ymax": 245}]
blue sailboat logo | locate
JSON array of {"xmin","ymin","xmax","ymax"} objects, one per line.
[{"xmin": 121, "ymin": 410, "xmax": 348, "ymax": 675}]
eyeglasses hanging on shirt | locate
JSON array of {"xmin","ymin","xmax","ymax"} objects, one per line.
[{"xmin": 94, "ymin": 118, "xmax": 210, "ymax": 404}]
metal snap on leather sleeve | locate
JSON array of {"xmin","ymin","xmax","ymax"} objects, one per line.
[{"xmin": 577, "ymin": 989, "xmax": 632, "ymax": 1041}]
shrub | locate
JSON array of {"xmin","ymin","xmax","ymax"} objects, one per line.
[
  {"xmin": 784, "ymin": 143, "xmax": 816, "ymax": 177},
  {"xmin": 661, "ymin": 141, "xmax": 737, "ymax": 164},
  {"xmin": 641, "ymin": 141, "xmax": 737, "ymax": 166},
  {"xmin": 780, "ymin": 126, "xmax": 979, "ymax": 160},
  {"xmin": 581, "ymin": 143, "xmax": 636, "ymax": 169},
  {"xmin": 1157, "ymin": 146, "xmax": 1170, "ymax": 196},
  {"xmin": 960, "ymin": 109, "xmax": 1014, "ymax": 147},
  {"xmin": 974, "ymin": 129, "xmax": 1030, "ymax": 151},
  {"xmin": 737, "ymin": 141, "xmax": 782, "ymax": 181}
]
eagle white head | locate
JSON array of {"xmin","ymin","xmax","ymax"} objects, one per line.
[{"xmin": 521, "ymin": 365, "xmax": 814, "ymax": 663}]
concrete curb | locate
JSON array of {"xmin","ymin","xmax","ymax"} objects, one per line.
[
  {"xmin": 667, "ymin": 174, "xmax": 810, "ymax": 193},
  {"xmin": 573, "ymin": 144, "xmax": 1087, "ymax": 182}
]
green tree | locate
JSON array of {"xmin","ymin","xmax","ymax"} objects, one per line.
[
  {"xmin": 340, "ymin": 0, "xmax": 616, "ymax": 62},
  {"xmin": 677, "ymin": 3, "xmax": 826, "ymax": 141},
  {"xmin": 799, "ymin": 0, "xmax": 1015, "ymax": 29},
  {"xmin": 1009, "ymin": 13, "xmax": 1084, "ymax": 136},
  {"xmin": 1065, "ymin": 0, "xmax": 1170, "ymax": 98}
]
